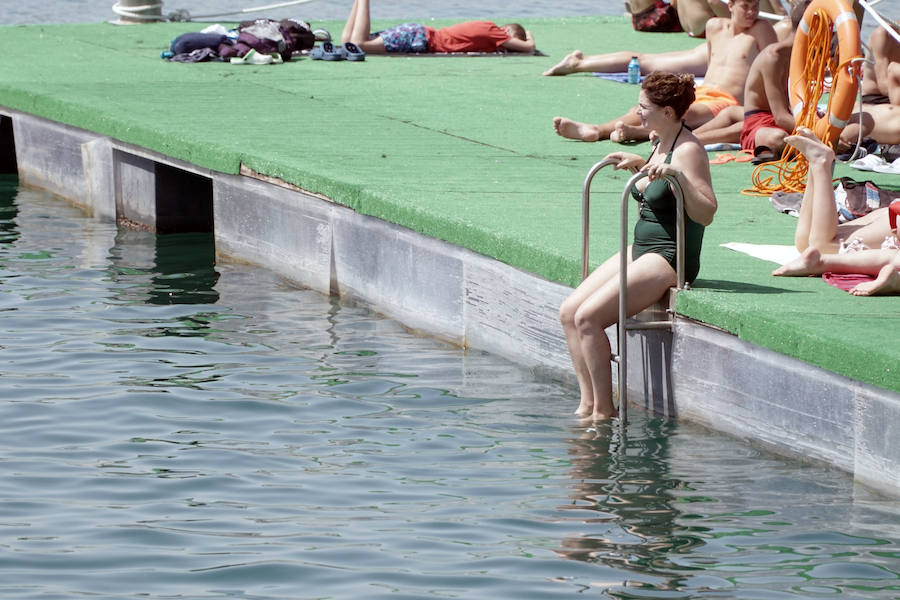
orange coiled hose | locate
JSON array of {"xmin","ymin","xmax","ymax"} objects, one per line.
[{"xmin": 746, "ymin": 1, "xmax": 862, "ymax": 196}]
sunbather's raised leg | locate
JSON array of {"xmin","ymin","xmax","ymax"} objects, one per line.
[
  {"xmin": 341, "ymin": 0, "xmax": 387, "ymax": 53},
  {"xmin": 786, "ymin": 127, "xmax": 839, "ymax": 253},
  {"xmin": 341, "ymin": 0, "xmax": 360, "ymax": 44}
]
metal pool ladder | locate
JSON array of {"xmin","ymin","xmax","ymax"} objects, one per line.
[{"xmin": 582, "ymin": 158, "xmax": 686, "ymax": 429}]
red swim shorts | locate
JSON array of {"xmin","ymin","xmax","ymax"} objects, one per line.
[{"xmin": 740, "ymin": 110, "xmax": 789, "ymax": 151}]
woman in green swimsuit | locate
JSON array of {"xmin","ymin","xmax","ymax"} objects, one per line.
[{"xmin": 560, "ymin": 72, "xmax": 718, "ymax": 421}]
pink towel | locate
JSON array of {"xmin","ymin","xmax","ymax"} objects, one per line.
[{"xmin": 822, "ymin": 272, "xmax": 875, "ymax": 292}]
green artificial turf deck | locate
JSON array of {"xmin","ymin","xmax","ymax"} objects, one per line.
[{"xmin": 0, "ymin": 16, "xmax": 896, "ymax": 392}]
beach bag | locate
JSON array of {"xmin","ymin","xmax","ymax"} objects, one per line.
[
  {"xmin": 837, "ymin": 177, "xmax": 900, "ymax": 219},
  {"xmin": 632, "ymin": 0, "xmax": 683, "ymax": 33},
  {"xmin": 221, "ymin": 18, "xmax": 315, "ymax": 61}
]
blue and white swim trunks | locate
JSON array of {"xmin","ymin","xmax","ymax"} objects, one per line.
[{"xmin": 377, "ymin": 23, "xmax": 429, "ymax": 53}]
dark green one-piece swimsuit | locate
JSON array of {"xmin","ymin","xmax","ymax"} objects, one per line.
[{"xmin": 630, "ymin": 123, "xmax": 705, "ymax": 283}]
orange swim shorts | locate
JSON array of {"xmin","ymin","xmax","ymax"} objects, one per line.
[{"xmin": 692, "ymin": 85, "xmax": 738, "ymax": 116}]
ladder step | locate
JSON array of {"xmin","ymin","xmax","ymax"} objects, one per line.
[{"xmin": 624, "ymin": 319, "xmax": 674, "ymax": 330}]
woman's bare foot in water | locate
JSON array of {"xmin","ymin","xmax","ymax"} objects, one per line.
[
  {"xmin": 574, "ymin": 399, "xmax": 593, "ymax": 417},
  {"xmin": 609, "ymin": 120, "xmax": 649, "ymax": 143},
  {"xmin": 784, "ymin": 126, "xmax": 835, "ymax": 164},
  {"xmin": 553, "ymin": 116, "xmax": 601, "ymax": 142},
  {"xmin": 772, "ymin": 247, "xmax": 824, "ymax": 276},
  {"xmin": 543, "ymin": 50, "xmax": 584, "ymax": 76},
  {"xmin": 850, "ymin": 264, "xmax": 900, "ymax": 296}
]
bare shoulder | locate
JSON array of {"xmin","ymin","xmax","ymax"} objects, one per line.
[
  {"xmin": 749, "ymin": 18, "xmax": 778, "ymax": 46},
  {"xmin": 705, "ymin": 17, "xmax": 729, "ymax": 37},
  {"xmin": 672, "ymin": 137, "xmax": 709, "ymax": 167}
]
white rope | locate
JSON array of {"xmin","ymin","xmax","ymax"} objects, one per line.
[
  {"xmin": 111, "ymin": 1, "xmax": 165, "ymax": 21},
  {"xmin": 176, "ymin": 0, "xmax": 320, "ymax": 21}
]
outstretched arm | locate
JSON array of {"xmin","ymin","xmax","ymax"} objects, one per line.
[{"xmin": 501, "ymin": 31, "xmax": 535, "ymax": 54}]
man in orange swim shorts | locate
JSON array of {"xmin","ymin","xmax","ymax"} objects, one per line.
[{"xmin": 552, "ymin": 0, "xmax": 777, "ymax": 143}]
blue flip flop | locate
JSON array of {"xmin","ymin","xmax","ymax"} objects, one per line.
[
  {"xmin": 322, "ymin": 42, "xmax": 344, "ymax": 61},
  {"xmin": 342, "ymin": 42, "xmax": 365, "ymax": 61},
  {"xmin": 310, "ymin": 42, "xmax": 344, "ymax": 61}
]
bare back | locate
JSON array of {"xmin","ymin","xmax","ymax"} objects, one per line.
[
  {"xmin": 703, "ymin": 16, "xmax": 777, "ymax": 102},
  {"xmin": 862, "ymin": 26, "xmax": 900, "ymax": 98},
  {"xmin": 742, "ymin": 38, "xmax": 793, "ymax": 129}
]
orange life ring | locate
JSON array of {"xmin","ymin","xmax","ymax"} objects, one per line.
[{"xmin": 788, "ymin": 0, "xmax": 862, "ymax": 144}]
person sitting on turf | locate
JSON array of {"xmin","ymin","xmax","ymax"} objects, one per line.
[
  {"xmin": 693, "ymin": 0, "xmax": 808, "ymax": 160},
  {"xmin": 559, "ymin": 72, "xmax": 717, "ymax": 421},
  {"xmin": 551, "ymin": 0, "xmax": 777, "ymax": 143},
  {"xmin": 838, "ymin": 23, "xmax": 900, "ymax": 153},
  {"xmin": 779, "ymin": 126, "xmax": 895, "ymax": 255},
  {"xmin": 340, "ymin": 0, "xmax": 535, "ymax": 55}
]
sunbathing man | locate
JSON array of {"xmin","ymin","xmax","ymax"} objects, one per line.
[
  {"xmin": 340, "ymin": 0, "xmax": 535, "ymax": 55},
  {"xmin": 551, "ymin": 0, "xmax": 777, "ymax": 143},
  {"xmin": 838, "ymin": 23, "xmax": 900, "ymax": 151},
  {"xmin": 861, "ymin": 22, "xmax": 900, "ymax": 105},
  {"xmin": 780, "ymin": 127, "xmax": 894, "ymax": 255},
  {"xmin": 693, "ymin": 0, "xmax": 808, "ymax": 159}
]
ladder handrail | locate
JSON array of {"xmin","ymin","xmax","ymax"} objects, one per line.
[
  {"xmin": 581, "ymin": 158, "xmax": 618, "ymax": 281},
  {"xmin": 581, "ymin": 160, "xmax": 685, "ymax": 429}
]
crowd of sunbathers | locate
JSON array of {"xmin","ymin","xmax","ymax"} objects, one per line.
[
  {"xmin": 165, "ymin": 0, "xmax": 898, "ymax": 421},
  {"xmin": 541, "ymin": 0, "xmax": 899, "ymax": 420}
]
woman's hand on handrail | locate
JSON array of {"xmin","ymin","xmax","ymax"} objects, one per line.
[
  {"xmin": 641, "ymin": 161, "xmax": 679, "ymax": 181},
  {"xmin": 603, "ymin": 151, "xmax": 645, "ymax": 173}
]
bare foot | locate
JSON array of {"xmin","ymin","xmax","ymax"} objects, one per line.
[
  {"xmin": 553, "ymin": 116, "xmax": 601, "ymax": 142},
  {"xmin": 590, "ymin": 407, "xmax": 617, "ymax": 421},
  {"xmin": 784, "ymin": 126, "xmax": 834, "ymax": 164},
  {"xmin": 543, "ymin": 50, "xmax": 584, "ymax": 76},
  {"xmin": 773, "ymin": 247, "xmax": 824, "ymax": 276},
  {"xmin": 850, "ymin": 265, "xmax": 900, "ymax": 296},
  {"xmin": 574, "ymin": 402, "xmax": 593, "ymax": 417},
  {"xmin": 609, "ymin": 121, "xmax": 649, "ymax": 143}
]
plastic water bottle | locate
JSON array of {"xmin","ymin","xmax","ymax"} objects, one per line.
[{"xmin": 627, "ymin": 56, "xmax": 640, "ymax": 84}]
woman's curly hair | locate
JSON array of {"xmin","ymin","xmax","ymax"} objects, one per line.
[{"xmin": 642, "ymin": 72, "xmax": 696, "ymax": 119}]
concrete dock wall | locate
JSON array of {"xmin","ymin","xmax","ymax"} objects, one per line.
[{"xmin": 3, "ymin": 106, "xmax": 898, "ymax": 498}]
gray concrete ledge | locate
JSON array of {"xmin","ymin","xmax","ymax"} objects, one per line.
[{"xmin": 3, "ymin": 106, "xmax": 897, "ymax": 498}]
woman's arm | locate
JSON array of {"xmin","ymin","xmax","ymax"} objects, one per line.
[
  {"xmin": 605, "ymin": 151, "xmax": 646, "ymax": 172},
  {"xmin": 642, "ymin": 142, "xmax": 717, "ymax": 225}
]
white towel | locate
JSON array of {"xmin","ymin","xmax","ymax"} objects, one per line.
[{"xmin": 721, "ymin": 242, "xmax": 800, "ymax": 265}]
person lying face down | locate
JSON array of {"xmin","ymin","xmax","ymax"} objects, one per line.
[{"xmin": 340, "ymin": 0, "xmax": 535, "ymax": 54}]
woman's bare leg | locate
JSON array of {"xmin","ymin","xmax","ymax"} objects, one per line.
[
  {"xmin": 785, "ymin": 127, "xmax": 839, "ymax": 252},
  {"xmin": 572, "ymin": 254, "xmax": 675, "ymax": 420},
  {"xmin": 341, "ymin": 0, "xmax": 360, "ymax": 44},
  {"xmin": 560, "ymin": 252, "xmax": 627, "ymax": 416},
  {"xmin": 339, "ymin": 0, "xmax": 388, "ymax": 54},
  {"xmin": 774, "ymin": 246, "xmax": 899, "ymax": 276},
  {"xmin": 851, "ymin": 259, "xmax": 900, "ymax": 296}
]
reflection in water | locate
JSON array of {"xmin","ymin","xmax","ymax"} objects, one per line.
[
  {"xmin": 2, "ymin": 181, "xmax": 900, "ymax": 600},
  {"xmin": 108, "ymin": 229, "xmax": 219, "ymax": 306},
  {"xmin": 559, "ymin": 418, "xmax": 704, "ymax": 595},
  {"xmin": 0, "ymin": 175, "xmax": 19, "ymax": 245}
]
